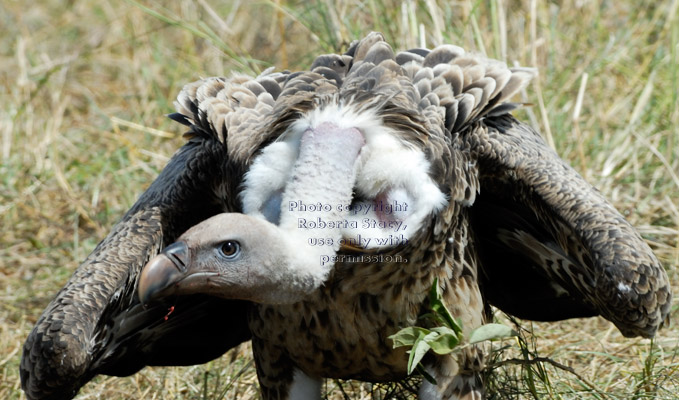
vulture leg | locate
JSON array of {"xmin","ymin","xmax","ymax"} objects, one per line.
[
  {"xmin": 251, "ymin": 336, "xmax": 299, "ymax": 400},
  {"xmin": 469, "ymin": 115, "xmax": 671, "ymax": 338},
  {"xmin": 21, "ymin": 136, "xmax": 251, "ymax": 400}
]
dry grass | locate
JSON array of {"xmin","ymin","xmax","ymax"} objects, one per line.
[{"xmin": 1, "ymin": 0, "xmax": 678, "ymax": 399}]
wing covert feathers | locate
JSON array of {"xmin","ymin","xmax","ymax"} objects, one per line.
[
  {"xmin": 21, "ymin": 209, "xmax": 164, "ymax": 400},
  {"xmin": 172, "ymin": 32, "xmax": 536, "ymax": 164}
]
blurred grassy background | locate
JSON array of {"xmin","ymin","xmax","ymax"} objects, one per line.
[{"xmin": 1, "ymin": 0, "xmax": 677, "ymax": 398}]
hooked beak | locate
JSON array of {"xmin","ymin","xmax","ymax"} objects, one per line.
[{"xmin": 138, "ymin": 241, "xmax": 190, "ymax": 305}]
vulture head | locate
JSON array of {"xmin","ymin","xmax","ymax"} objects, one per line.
[
  {"xmin": 21, "ymin": 31, "xmax": 671, "ymax": 400},
  {"xmin": 137, "ymin": 213, "xmax": 313, "ymax": 305}
]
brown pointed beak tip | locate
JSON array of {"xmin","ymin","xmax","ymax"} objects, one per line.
[{"xmin": 138, "ymin": 241, "xmax": 190, "ymax": 305}]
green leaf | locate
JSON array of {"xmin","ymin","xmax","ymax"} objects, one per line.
[
  {"xmin": 428, "ymin": 278, "xmax": 463, "ymax": 334},
  {"xmin": 468, "ymin": 323, "xmax": 518, "ymax": 344},
  {"xmin": 407, "ymin": 332, "xmax": 433, "ymax": 375},
  {"xmin": 426, "ymin": 330, "xmax": 460, "ymax": 355},
  {"xmin": 389, "ymin": 326, "xmax": 432, "ymax": 348}
]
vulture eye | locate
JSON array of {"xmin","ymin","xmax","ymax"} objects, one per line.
[{"xmin": 219, "ymin": 241, "xmax": 241, "ymax": 259}]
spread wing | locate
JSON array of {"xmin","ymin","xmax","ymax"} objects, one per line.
[
  {"xmin": 20, "ymin": 102, "xmax": 259, "ymax": 400},
  {"xmin": 382, "ymin": 32, "xmax": 671, "ymax": 339},
  {"xmin": 468, "ymin": 115, "xmax": 672, "ymax": 338}
]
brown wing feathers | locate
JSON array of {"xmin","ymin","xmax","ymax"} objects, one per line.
[
  {"xmin": 470, "ymin": 116, "xmax": 671, "ymax": 337},
  {"xmin": 21, "ymin": 136, "xmax": 251, "ymax": 400}
]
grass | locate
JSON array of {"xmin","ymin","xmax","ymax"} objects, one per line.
[{"xmin": 1, "ymin": 0, "xmax": 678, "ymax": 398}]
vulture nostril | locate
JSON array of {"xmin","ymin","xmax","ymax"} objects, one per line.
[
  {"xmin": 163, "ymin": 241, "xmax": 189, "ymax": 272},
  {"xmin": 169, "ymin": 253, "xmax": 186, "ymax": 271}
]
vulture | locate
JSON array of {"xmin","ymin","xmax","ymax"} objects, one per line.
[{"xmin": 21, "ymin": 32, "xmax": 671, "ymax": 400}]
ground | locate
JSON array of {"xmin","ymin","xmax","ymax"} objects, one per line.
[{"xmin": 1, "ymin": 0, "xmax": 677, "ymax": 399}]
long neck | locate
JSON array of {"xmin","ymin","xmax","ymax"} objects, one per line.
[{"xmin": 278, "ymin": 122, "xmax": 364, "ymax": 267}]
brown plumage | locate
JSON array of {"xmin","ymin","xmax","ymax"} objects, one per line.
[
  {"xmin": 21, "ymin": 32, "xmax": 671, "ymax": 400},
  {"xmin": 20, "ymin": 119, "xmax": 252, "ymax": 400}
]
